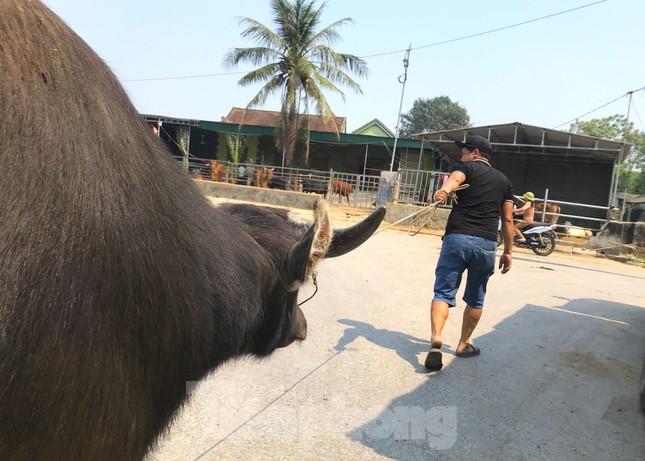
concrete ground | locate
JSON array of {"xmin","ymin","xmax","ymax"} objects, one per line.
[{"xmin": 148, "ymin": 204, "xmax": 645, "ymax": 461}]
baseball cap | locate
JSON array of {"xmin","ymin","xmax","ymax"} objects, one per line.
[{"xmin": 455, "ymin": 135, "xmax": 493, "ymax": 155}]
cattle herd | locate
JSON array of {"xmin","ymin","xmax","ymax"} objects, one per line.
[
  {"xmin": 195, "ymin": 160, "xmax": 357, "ymax": 205},
  {"xmin": 0, "ymin": 2, "xmax": 384, "ymax": 460}
]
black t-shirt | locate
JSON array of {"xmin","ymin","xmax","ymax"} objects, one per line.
[{"xmin": 445, "ymin": 159, "xmax": 514, "ymax": 242}]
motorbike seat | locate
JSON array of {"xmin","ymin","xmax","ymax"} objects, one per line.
[{"xmin": 522, "ymin": 222, "xmax": 551, "ymax": 232}]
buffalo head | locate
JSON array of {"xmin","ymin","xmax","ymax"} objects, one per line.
[{"xmin": 217, "ymin": 201, "xmax": 385, "ymax": 355}]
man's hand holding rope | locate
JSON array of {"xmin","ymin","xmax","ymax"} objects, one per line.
[{"xmin": 434, "ymin": 171, "xmax": 467, "ymax": 204}]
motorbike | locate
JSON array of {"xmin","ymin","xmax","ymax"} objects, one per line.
[{"xmin": 496, "ymin": 221, "xmax": 559, "ymax": 256}]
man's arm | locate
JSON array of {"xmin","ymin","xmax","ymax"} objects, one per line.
[
  {"xmin": 499, "ymin": 201, "xmax": 513, "ymax": 274},
  {"xmin": 513, "ymin": 202, "xmax": 529, "ymax": 214},
  {"xmin": 434, "ymin": 171, "xmax": 466, "ymax": 204}
]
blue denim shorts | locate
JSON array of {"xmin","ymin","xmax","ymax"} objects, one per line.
[{"xmin": 433, "ymin": 233, "xmax": 497, "ymax": 308}]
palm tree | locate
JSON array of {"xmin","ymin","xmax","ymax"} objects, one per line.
[{"xmin": 224, "ymin": 0, "xmax": 367, "ymax": 167}]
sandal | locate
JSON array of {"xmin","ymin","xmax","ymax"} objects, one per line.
[
  {"xmin": 424, "ymin": 343, "xmax": 443, "ymax": 371},
  {"xmin": 455, "ymin": 343, "xmax": 480, "ymax": 358}
]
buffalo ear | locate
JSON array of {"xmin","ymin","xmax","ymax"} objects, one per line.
[
  {"xmin": 281, "ymin": 224, "xmax": 315, "ymax": 292},
  {"xmin": 281, "ymin": 201, "xmax": 332, "ymax": 291}
]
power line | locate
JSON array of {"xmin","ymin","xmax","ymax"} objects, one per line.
[
  {"xmin": 122, "ymin": 0, "xmax": 608, "ymax": 82},
  {"xmin": 552, "ymin": 93, "xmax": 628, "ymax": 130},
  {"xmin": 551, "ymin": 85, "xmax": 645, "ymax": 130},
  {"xmin": 361, "ymin": 0, "xmax": 609, "ymax": 58},
  {"xmin": 123, "ymin": 70, "xmax": 247, "ymax": 82},
  {"xmin": 631, "ymin": 97, "xmax": 644, "ymax": 132}
]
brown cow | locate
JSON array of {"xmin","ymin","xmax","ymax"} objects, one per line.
[
  {"xmin": 253, "ymin": 167, "xmax": 274, "ymax": 188},
  {"xmin": 209, "ymin": 160, "xmax": 227, "ymax": 182},
  {"xmin": 536, "ymin": 202, "xmax": 561, "ymax": 225},
  {"xmin": 330, "ymin": 179, "xmax": 354, "ymax": 205}
]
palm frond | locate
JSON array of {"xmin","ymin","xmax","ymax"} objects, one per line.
[
  {"xmin": 271, "ymin": 0, "xmax": 295, "ymax": 47},
  {"xmin": 296, "ymin": 0, "xmax": 323, "ymax": 49},
  {"xmin": 237, "ymin": 62, "xmax": 282, "ymax": 87},
  {"xmin": 317, "ymin": 62, "xmax": 362, "ymax": 94},
  {"xmin": 239, "ymin": 17, "xmax": 285, "ymax": 50},
  {"xmin": 223, "ymin": 47, "xmax": 282, "ymax": 68},
  {"xmin": 311, "ymin": 44, "xmax": 367, "ymax": 77},
  {"xmin": 247, "ymin": 75, "xmax": 285, "ymax": 108},
  {"xmin": 303, "ymin": 78, "xmax": 335, "ymax": 121},
  {"xmin": 307, "ymin": 17, "xmax": 353, "ymax": 46},
  {"xmin": 311, "ymin": 72, "xmax": 345, "ymax": 101}
]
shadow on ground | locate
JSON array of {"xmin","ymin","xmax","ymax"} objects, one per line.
[
  {"xmin": 334, "ymin": 319, "xmax": 430, "ymax": 373},
  {"xmin": 343, "ymin": 298, "xmax": 645, "ymax": 461}
]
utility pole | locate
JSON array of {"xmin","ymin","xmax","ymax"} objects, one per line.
[
  {"xmin": 390, "ymin": 44, "xmax": 411, "ymax": 172},
  {"xmin": 612, "ymin": 91, "xmax": 633, "ymax": 206}
]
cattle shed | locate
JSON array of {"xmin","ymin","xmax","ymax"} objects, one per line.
[
  {"xmin": 141, "ymin": 113, "xmax": 424, "ymax": 174},
  {"xmin": 416, "ymin": 123, "xmax": 625, "ymax": 213}
]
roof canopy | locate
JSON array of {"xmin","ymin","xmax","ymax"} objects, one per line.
[
  {"xmin": 414, "ymin": 122, "xmax": 625, "ymax": 162},
  {"xmin": 616, "ymin": 192, "xmax": 645, "ymax": 204},
  {"xmin": 142, "ymin": 113, "xmax": 422, "ymax": 149}
]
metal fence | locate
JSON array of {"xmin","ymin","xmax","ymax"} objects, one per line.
[
  {"xmin": 181, "ymin": 156, "xmax": 612, "ymax": 235},
  {"xmin": 181, "ymin": 157, "xmax": 381, "ymax": 209},
  {"xmin": 397, "ymin": 168, "xmax": 449, "ymax": 206},
  {"xmin": 528, "ymin": 189, "xmax": 611, "ymax": 236}
]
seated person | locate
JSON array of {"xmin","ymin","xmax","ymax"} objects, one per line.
[{"xmin": 513, "ymin": 192, "xmax": 536, "ymax": 243}]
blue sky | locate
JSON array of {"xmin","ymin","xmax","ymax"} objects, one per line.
[{"xmin": 44, "ymin": 0, "xmax": 645, "ymax": 133}]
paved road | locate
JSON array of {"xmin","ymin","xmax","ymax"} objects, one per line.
[{"xmin": 149, "ymin": 226, "xmax": 645, "ymax": 461}]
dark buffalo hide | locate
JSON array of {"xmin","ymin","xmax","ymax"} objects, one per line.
[{"xmin": 0, "ymin": 2, "xmax": 384, "ymax": 460}]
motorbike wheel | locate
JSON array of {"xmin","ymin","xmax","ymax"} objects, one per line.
[{"xmin": 531, "ymin": 232, "xmax": 556, "ymax": 256}]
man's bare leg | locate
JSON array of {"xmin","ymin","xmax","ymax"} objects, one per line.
[
  {"xmin": 426, "ymin": 299, "xmax": 450, "ymax": 370},
  {"xmin": 515, "ymin": 222, "xmax": 528, "ymax": 242},
  {"xmin": 456, "ymin": 305, "xmax": 482, "ymax": 355},
  {"xmin": 514, "ymin": 227, "xmax": 524, "ymax": 240},
  {"xmin": 431, "ymin": 299, "xmax": 450, "ymax": 347}
]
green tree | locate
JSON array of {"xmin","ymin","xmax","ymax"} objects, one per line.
[
  {"xmin": 400, "ymin": 96, "xmax": 470, "ymax": 137},
  {"xmin": 225, "ymin": 0, "xmax": 367, "ymax": 166},
  {"xmin": 570, "ymin": 115, "xmax": 645, "ymax": 194},
  {"xmin": 226, "ymin": 134, "xmax": 246, "ymax": 164}
]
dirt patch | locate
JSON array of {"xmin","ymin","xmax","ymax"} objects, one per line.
[{"xmin": 559, "ymin": 351, "xmax": 637, "ymax": 382}]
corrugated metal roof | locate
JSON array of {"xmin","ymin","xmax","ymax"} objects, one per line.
[
  {"xmin": 414, "ymin": 122, "xmax": 625, "ymax": 161},
  {"xmin": 616, "ymin": 192, "xmax": 645, "ymax": 204}
]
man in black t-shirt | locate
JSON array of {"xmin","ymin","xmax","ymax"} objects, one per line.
[{"xmin": 425, "ymin": 135, "xmax": 514, "ymax": 371}]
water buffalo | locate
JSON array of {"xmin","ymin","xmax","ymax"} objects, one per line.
[
  {"xmin": 330, "ymin": 179, "xmax": 355, "ymax": 205},
  {"xmin": 269, "ymin": 175, "xmax": 290, "ymax": 190},
  {"xmin": 0, "ymin": 2, "xmax": 385, "ymax": 460},
  {"xmin": 302, "ymin": 176, "xmax": 329, "ymax": 196}
]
